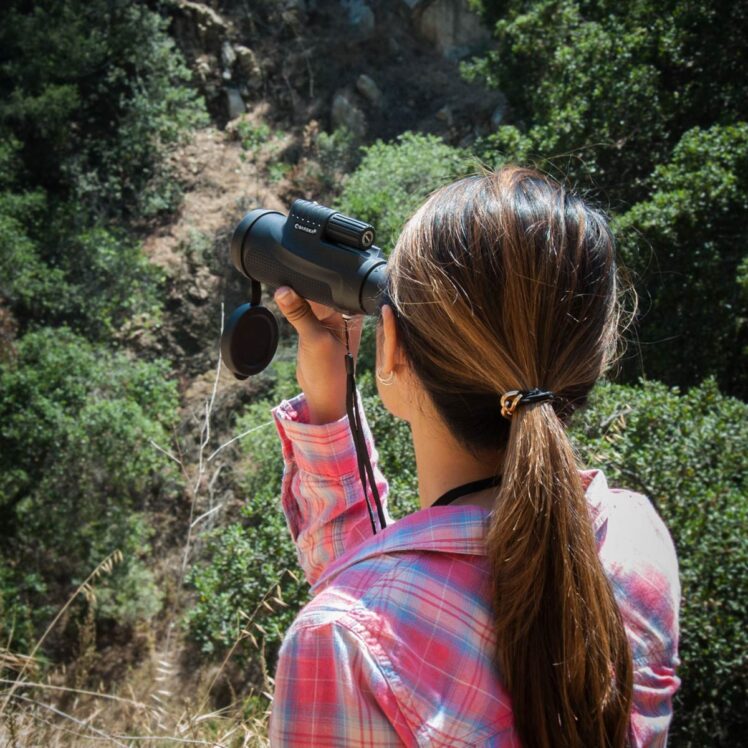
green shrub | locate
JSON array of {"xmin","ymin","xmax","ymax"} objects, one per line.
[
  {"xmin": 614, "ymin": 123, "xmax": 748, "ymax": 396},
  {"xmin": 0, "ymin": 328, "xmax": 180, "ymax": 646},
  {"xmin": 0, "ymin": 1, "xmax": 206, "ymax": 341},
  {"xmin": 310, "ymin": 127, "xmax": 363, "ymax": 191},
  {"xmin": 0, "ymin": 0, "xmax": 207, "ymax": 219},
  {"xmin": 571, "ymin": 378, "xmax": 748, "ymax": 747},
  {"xmin": 237, "ymin": 121, "xmax": 273, "ymax": 153},
  {"xmin": 184, "ymin": 361, "xmax": 306, "ymax": 660},
  {"xmin": 465, "ymin": 0, "xmax": 748, "ymax": 397},
  {"xmin": 337, "ymin": 132, "xmax": 475, "ymax": 252},
  {"xmin": 0, "ymin": 562, "xmax": 51, "ymax": 656}
]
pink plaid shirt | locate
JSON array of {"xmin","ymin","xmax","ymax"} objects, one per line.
[{"xmin": 269, "ymin": 393, "xmax": 680, "ymax": 747}]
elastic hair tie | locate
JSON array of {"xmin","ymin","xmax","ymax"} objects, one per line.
[{"xmin": 500, "ymin": 388, "xmax": 556, "ymax": 419}]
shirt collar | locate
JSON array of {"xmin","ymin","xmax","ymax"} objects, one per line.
[{"xmin": 312, "ymin": 469, "xmax": 610, "ymax": 593}]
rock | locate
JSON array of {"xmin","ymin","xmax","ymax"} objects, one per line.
[
  {"xmin": 356, "ymin": 74, "xmax": 382, "ymax": 106},
  {"xmin": 187, "ymin": 268, "xmax": 213, "ymax": 304},
  {"xmin": 221, "ymin": 41, "xmax": 237, "ymax": 70},
  {"xmin": 413, "ymin": 0, "xmax": 490, "ymax": 60},
  {"xmin": 490, "ymin": 92, "xmax": 509, "ymax": 129},
  {"xmin": 341, "ymin": 0, "xmax": 375, "ymax": 38},
  {"xmin": 235, "ymin": 45, "xmax": 262, "ymax": 86},
  {"xmin": 331, "ymin": 91, "xmax": 367, "ymax": 137},
  {"xmin": 173, "ymin": 0, "xmax": 228, "ymax": 51},
  {"xmin": 194, "ymin": 53, "xmax": 218, "ymax": 84},
  {"xmin": 436, "ymin": 104, "xmax": 454, "ymax": 127},
  {"xmin": 225, "ymin": 87, "xmax": 246, "ymax": 120}
]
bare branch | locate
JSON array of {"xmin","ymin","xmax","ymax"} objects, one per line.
[{"xmin": 207, "ymin": 420, "xmax": 275, "ymax": 463}]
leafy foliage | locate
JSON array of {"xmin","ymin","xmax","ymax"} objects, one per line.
[
  {"xmin": 466, "ymin": 0, "xmax": 748, "ymax": 396},
  {"xmin": 0, "ymin": 328, "xmax": 179, "ymax": 649},
  {"xmin": 0, "ymin": 0, "xmax": 207, "ymax": 218},
  {"xmin": 185, "ymin": 362, "xmax": 306, "ymax": 660},
  {"xmin": 337, "ymin": 132, "xmax": 475, "ymax": 252},
  {"xmin": 0, "ymin": 0, "xmax": 206, "ymax": 341},
  {"xmin": 466, "ymin": 0, "xmax": 747, "ymax": 197},
  {"xmin": 614, "ymin": 124, "xmax": 748, "ymax": 393},
  {"xmin": 572, "ymin": 379, "xmax": 748, "ymax": 747}
]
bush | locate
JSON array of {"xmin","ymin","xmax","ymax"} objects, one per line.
[
  {"xmin": 0, "ymin": 328, "xmax": 180, "ymax": 648},
  {"xmin": 0, "ymin": 0, "xmax": 207, "ymax": 219},
  {"xmin": 337, "ymin": 132, "xmax": 475, "ymax": 252},
  {"xmin": 571, "ymin": 378, "xmax": 748, "ymax": 747},
  {"xmin": 185, "ymin": 361, "xmax": 307, "ymax": 662},
  {"xmin": 614, "ymin": 123, "xmax": 748, "ymax": 395},
  {"xmin": 465, "ymin": 0, "xmax": 748, "ymax": 396}
]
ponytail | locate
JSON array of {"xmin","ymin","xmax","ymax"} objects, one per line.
[
  {"xmin": 488, "ymin": 403, "xmax": 633, "ymax": 748},
  {"xmin": 386, "ymin": 166, "xmax": 634, "ymax": 746}
]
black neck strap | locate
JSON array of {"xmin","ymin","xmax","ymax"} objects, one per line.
[
  {"xmin": 343, "ymin": 319, "xmax": 387, "ymax": 534},
  {"xmin": 431, "ymin": 475, "xmax": 502, "ymax": 507}
]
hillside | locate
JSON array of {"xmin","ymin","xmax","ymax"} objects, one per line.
[{"xmin": 1, "ymin": 1, "xmax": 746, "ymax": 745}]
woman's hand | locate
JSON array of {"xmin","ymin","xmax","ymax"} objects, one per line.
[{"xmin": 274, "ymin": 286, "xmax": 364, "ymax": 425}]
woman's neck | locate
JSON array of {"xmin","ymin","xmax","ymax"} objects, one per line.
[{"xmin": 409, "ymin": 411, "xmax": 504, "ymax": 510}]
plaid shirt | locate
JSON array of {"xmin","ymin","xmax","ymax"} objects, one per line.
[{"xmin": 269, "ymin": 394, "xmax": 680, "ymax": 747}]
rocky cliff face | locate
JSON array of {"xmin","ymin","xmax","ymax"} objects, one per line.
[
  {"xmin": 168, "ymin": 0, "xmax": 500, "ymax": 136},
  {"xmin": 146, "ymin": 0, "xmax": 502, "ymax": 390}
]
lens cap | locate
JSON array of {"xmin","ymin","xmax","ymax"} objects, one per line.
[{"xmin": 221, "ymin": 303, "xmax": 279, "ymax": 378}]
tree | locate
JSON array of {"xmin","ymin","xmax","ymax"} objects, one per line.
[
  {"xmin": 465, "ymin": 0, "xmax": 748, "ymax": 395},
  {"xmin": 0, "ymin": 328, "xmax": 180, "ymax": 649}
]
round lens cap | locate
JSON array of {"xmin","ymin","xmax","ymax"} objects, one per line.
[{"xmin": 221, "ymin": 304, "xmax": 279, "ymax": 378}]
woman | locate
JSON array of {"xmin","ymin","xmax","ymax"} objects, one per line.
[{"xmin": 267, "ymin": 167, "xmax": 680, "ymax": 747}]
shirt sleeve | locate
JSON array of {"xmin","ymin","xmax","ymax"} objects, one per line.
[
  {"xmin": 271, "ymin": 392, "xmax": 390, "ymax": 586},
  {"xmin": 269, "ymin": 619, "xmax": 411, "ymax": 747},
  {"xmin": 600, "ymin": 490, "xmax": 682, "ymax": 747}
]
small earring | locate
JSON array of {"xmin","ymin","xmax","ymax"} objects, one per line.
[{"xmin": 376, "ymin": 368, "xmax": 395, "ymax": 386}]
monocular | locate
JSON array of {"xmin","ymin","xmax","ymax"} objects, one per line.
[
  {"xmin": 221, "ymin": 199, "xmax": 387, "ymax": 378},
  {"xmin": 221, "ymin": 199, "xmax": 389, "ymax": 534}
]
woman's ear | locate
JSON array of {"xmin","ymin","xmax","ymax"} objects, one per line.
[{"xmin": 379, "ymin": 304, "xmax": 404, "ymax": 375}]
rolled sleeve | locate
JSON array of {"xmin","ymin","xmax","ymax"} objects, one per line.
[{"xmin": 271, "ymin": 392, "xmax": 390, "ymax": 585}]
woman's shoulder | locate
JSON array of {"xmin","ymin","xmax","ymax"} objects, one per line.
[{"xmin": 583, "ymin": 469, "xmax": 681, "ymax": 664}]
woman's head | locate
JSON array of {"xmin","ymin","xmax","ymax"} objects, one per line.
[
  {"xmin": 377, "ymin": 167, "xmax": 633, "ymax": 748},
  {"xmin": 378, "ymin": 166, "xmax": 620, "ymax": 452}
]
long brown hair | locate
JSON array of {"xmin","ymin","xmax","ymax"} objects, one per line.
[{"xmin": 384, "ymin": 167, "xmax": 633, "ymax": 747}]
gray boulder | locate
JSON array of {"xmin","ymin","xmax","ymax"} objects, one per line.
[
  {"xmin": 412, "ymin": 0, "xmax": 490, "ymax": 60},
  {"xmin": 331, "ymin": 91, "xmax": 367, "ymax": 137},
  {"xmin": 356, "ymin": 74, "xmax": 383, "ymax": 106},
  {"xmin": 341, "ymin": 0, "xmax": 375, "ymax": 38},
  {"xmin": 225, "ymin": 87, "xmax": 246, "ymax": 120}
]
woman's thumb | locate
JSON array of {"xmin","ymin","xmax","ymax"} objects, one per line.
[{"xmin": 274, "ymin": 286, "xmax": 319, "ymax": 338}]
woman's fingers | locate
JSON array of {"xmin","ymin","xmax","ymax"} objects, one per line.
[
  {"xmin": 274, "ymin": 287, "xmax": 324, "ymax": 340},
  {"xmin": 275, "ymin": 286, "xmax": 363, "ymax": 350}
]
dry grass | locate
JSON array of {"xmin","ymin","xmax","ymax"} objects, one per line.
[
  {"xmin": 0, "ymin": 321, "xmax": 281, "ymax": 747},
  {"xmin": 0, "ymin": 557, "xmax": 276, "ymax": 747}
]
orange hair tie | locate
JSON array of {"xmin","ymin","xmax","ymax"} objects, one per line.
[{"xmin": 500, "ymin": 389, "xmax": 555, "ymax": 419}]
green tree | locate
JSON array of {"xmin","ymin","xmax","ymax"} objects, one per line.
[
  {"xmin": 0, "ymin": 0, "xmax": 207, "ymax": 219},
  {"xmin": 465, "ymin": 0, "xmax": 748, "ymax": 396},
  {"xmin": 0, "ymin": 328, "xmax": 180, "ymax": 648},
  {"xmin": 0, "ymin": 0, "xmax": 207, "ymax": 341},
  {"xmin": 614, "ymin": 124, "xmax": 748, "ymax": 394},
  {"xmin": 337, "ymin": 132, "xmax": 475, "ymax": 252}
]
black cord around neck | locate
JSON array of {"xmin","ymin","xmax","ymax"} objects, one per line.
[
  {"xmin": 343, "ymin": 319, "xmax": 386, "ymax": 534},
  {"xmin": 431, "ymin": 475, "xmax": 502, "ymax": 507}
]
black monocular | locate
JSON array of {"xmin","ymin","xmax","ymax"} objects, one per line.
[{"xmin": 221, "ymin": 199, "xmax": 388, "ymax": 378}]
